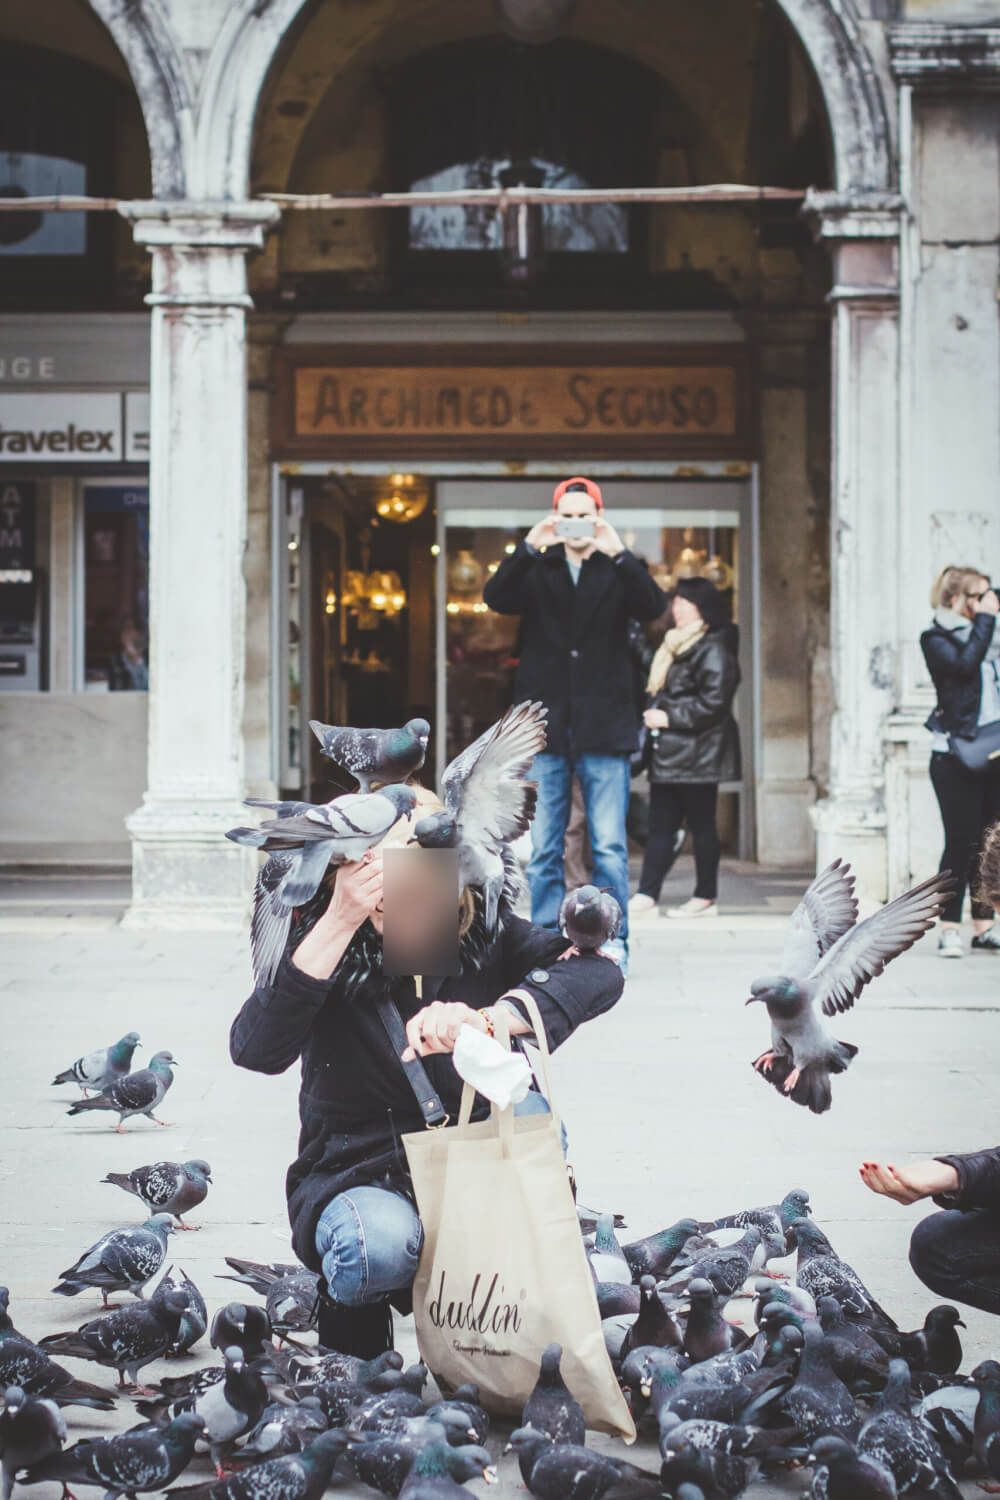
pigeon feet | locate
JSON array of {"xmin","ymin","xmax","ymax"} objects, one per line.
[
  {"xmin": 761, "ymin": 1270, "xmax": 789, "ymax": 1280},
  {"xmin": 176, "ymin": 1220, "xmax": 200, "ymax": 1231},
  {"xmin": 752, "ymin": 1051, "xmax": 777, "ymax": 1074},
  {"xmin": 151, "ymin": 1117, "xmax": 172, "ymax": 1127},
  {"xmin": 782, "ymin": 1067, "xmax": 801, "ymax": 1093}
]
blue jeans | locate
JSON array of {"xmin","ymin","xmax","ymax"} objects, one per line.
[
  {"xmin": 315, "ymin": 1094, "xmax": 562, "ymax": 1305},
  {"xmin": 526, "ymin": 752, "xmax": 631, "ymax": 943}
]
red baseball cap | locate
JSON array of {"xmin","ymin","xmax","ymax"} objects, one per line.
[{"xmin": 552, "ymin": 476, "xmax": 603, "ymax": 511}]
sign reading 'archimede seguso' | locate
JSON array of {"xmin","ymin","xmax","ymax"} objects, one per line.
[{"xmin": 280, "ymin": 349, "xmax": 751, "ymax": 458}]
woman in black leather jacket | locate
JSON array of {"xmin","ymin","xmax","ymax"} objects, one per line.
[
  {"xmin": 920, "ymin": 564, "xmax": 1000, "ymax": 958},
  {"xmin": 629, "ymin": 577, "xmax": 740, "ymax": 919}
]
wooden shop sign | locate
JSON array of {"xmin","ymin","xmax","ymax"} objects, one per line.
[{"xmin": 273, "ymin": 346, "xmax": 753, "ymax": 458}]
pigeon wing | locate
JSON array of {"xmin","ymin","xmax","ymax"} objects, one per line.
[
  {"xmin": 250, "ymin": 855, "xmax": 296, "ymax": 988},
  {"xmin": 108, "ymin": 1070, "xmax": 158, "ymax": 1111},
  {"xmin": 780, "ymin": 859, "xmax": 859, "ymax": 976},
  {"xmin": 442, "ymin": 700, "xmax": 548, "ymax": 847},
  {"xmin": 807, "ymin": 871, "xmax": 955, "ymax": 1017}
]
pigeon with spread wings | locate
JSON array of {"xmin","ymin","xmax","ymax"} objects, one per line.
[
  {"xmin": 409, "ymin": 701, "xmax": 548, "ymax": 934},
  {"xmin": 748, "ymin": 864, "xmax": 954, "ymax": 1114}
]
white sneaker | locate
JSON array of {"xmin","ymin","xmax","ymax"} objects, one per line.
[
  {"xmin": 628, "ymin": 893, "xmax": 657, "ymax": 917},
  {"xmin": 938, "ymin": 928, "xmax": 964, "ymax": 959},
  {"xmin": 667, "ymin": 898, "xmax": 719, "ymax": 919}
]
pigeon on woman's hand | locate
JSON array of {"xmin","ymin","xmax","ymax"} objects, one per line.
[
  {"xmin": 103, "ymin": 1159, "xmax": 211, "ymax": 1229},
  {"xmin": 309, "ymin": 718, "xmax": 430, "ymax": 792},
  {"xmin": 38, "ymin": 1291, "xmax": 190, "ymax": 1392},
  {"xmin": 409, "ymin": 700, "xmax": 548, "ymax": 934},
  {"xmin": 67, "ymin": 1052, "xmax": 177, "ymax": 1131},
  {"xmin": 229, "ymin": 785, "xmax": 418, "ymax": 986},
  {"xmin": 748, "ymin": 864, "xmax": 954, "ymax": 1113},
  {"xmin": 558, "ymin": 886, "xmax": 622, "ymax": 955},
  {"xmin": 151, "ymin": 1269, "xmax": 207, "ymax": 1356},
  {"xmin": 22, "ymin": 1411, "xmax": 204, "ymax": 1500},
  {"xmin": 52, "ymin": 1032, "xmax": 140, "ymax": 1095},
  {"xmin": 52, "ymin": 1214, "xmax": 175, "ymax": 1304},
  {"xmin": 0, "ymin": 1386, "xmax": 66, "ymax": 1500}
]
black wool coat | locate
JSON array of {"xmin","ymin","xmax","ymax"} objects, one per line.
[
  {"xmin": 647, "ymin": 627, "xmax": 741, "ymax": 785},
  {"xmin": 483, "ymin": 541, "xmax": 667, "ymax": 758},
  {"xmin": 920, "ymin": 612, "xmax": 995, "ymax": 740},
  {"xmin": 229, "ymin": 906, "xmax": 623, "ymax": 1274}
]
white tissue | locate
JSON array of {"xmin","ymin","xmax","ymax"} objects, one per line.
[{"xmin": 452, "ymin": 1025, "xmax": 533, "ymax": 1109}]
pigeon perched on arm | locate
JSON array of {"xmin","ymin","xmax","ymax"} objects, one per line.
[
  {"xmin": 52, "ymin": 1032, "xmax": 140, "ymax": 1095},
  {"xmin": 558, "ymin": 886, "xmax": 622, "ymax": 956},
  {"xmin": 22, "ymin": 1411, "xmax": 204, "ymax": 1500},
  {"xmin": 309, "ymin": 718, "xmax": 430, "ymax": 792},
  {"xmin": 151, "ymin": 1269, "xmax": 207, "ymax": 1356},
  {"xmin": 521, "ymin": 1344, "xmax": 585, "ymax": 1446},
  {"xmin": 229, "ymin": 785, "xmax": 418, "ymax": 986},
  {"xmin": 0, "ymin": 1386, "xmax": 66, "ymax": 1500},
  {"xmin": 38, "ymin": 1290, "xmax": 190, "ymax": 1391},
  {"xmin": 748, "ymin": 864, "xmax": 953, "ymax": 1113},
  {"xmin": 103, "ymin": 1160, "xmax": 211, "ymax": 1229},
  {"xmin": 51, "ymin": 1214, "xmax": 175, "ymax": 1303},
  {"xmin": 66, "ymin": 1052, "xmax": 177, "ymax": 1131},
  {"xmin": 409, "ymin": 700, "xmax": 548, "ymax": 934}
]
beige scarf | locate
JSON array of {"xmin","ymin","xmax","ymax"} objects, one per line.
[{"xmin": 645, "ymin": 618, "xmax": 707, "ymax": 697}]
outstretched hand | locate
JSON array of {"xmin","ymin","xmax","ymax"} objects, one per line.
[{"xmin": 859, "ymin": 1158, "xmax": 959, "ymax": 1206}]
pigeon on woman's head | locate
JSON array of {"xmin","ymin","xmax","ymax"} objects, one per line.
[{"xmin": 308, "ymin": 718, "xmax": 429, "ymax": 792}]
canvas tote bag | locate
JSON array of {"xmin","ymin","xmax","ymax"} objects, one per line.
[{"xmin": 402, "ymin": 995, "xmax": 635, "ymax": 1439}]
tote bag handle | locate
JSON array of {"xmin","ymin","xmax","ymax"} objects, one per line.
[{"xmin": 457, "ymin": 991, "xmax": 557, "ymax": 1135}]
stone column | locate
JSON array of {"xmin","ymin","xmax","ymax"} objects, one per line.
[
  {"xmin": 804, "ymin": 192, "xmax": 904, "ymax": 904},
  {"xmin": 118, "ymin": 201, "xmax": 280, "ymax": 928}
]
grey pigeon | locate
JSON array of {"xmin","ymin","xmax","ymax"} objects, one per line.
[
  {"xmin": 659, "ymin": 1431, "xmax": 756, "ymax": 1499},
  {"xmin": 347, "ymin": 1423, "xmax": 483, "ymax": 1496},
  {"xmin": 0, "ymin": 1290, "xmax": 116, "ymax": 1412},
  {"xmin": 52, "ymin": 1213, "xmax": 174, "ymax": 1303},
  {"xmin": 234, "ymin": 1398, "xmax": 328, "ymax": 1463},
  {"xmin": 622, "ymin": 1217, "xmax": 703, "ymax": 1279},
  {"xmin": 288, "ymin": 1347, "xmax": 402, "ymax": 1387},
  {"xmin": 22, "ymin": 1410, "xmax": 204, "ymax": 1500},
  {"xmin": 151, "ymin": 1268, "xmax": 207, "ymax": 1355},
  {"xmin": 747, "ymin": 864, "xmax": 953, "ymax": 1112},
  {"xmin": 620, "ymin": 1277, "xmax": 683, "ymax": 1360},
  {"xmin": 52, "ymin": 1032, "xmax": 140, "ymax": 1095},
  {"xmin": 210, "ymin": 1302, "xmax": 273, "ymax": 1363},
  {"xmin": 595, "ymin": 1282, "xmax": 641, "ymax": 1318},
  {"xmin": 858, "ymin": 1359, "xmax": 962, "ymax": 1498},
  {"xmin": 102, "ymin": 1159, "xmax": 211, "ymax": 1228},
  {"xmin": 229, "ymin": 784, "xmax": 418, "ymax": 986},
  {"xmin": 558, "ymin": 885, "xmax": 622, "ymax": 953},
  {"xmin": 397, "ymin": 1439, "xmax": 497, "ymax": 1500},
  {"xmin": 683, "ymin": 1280, "xmax": 746, "ymax": 1365},
  {"xmin": 917, "ymin": 1379, "xmax": 980, "ymax": 1466},
  {"xmin": 66, "ymin": 1051, "xmax": 177, "ymax": 1131},
  {"xmin": 0, "ymin": 1386, "xmax": 66, "ymax": 1500},
  {"xmin": 789, "ymin": 1219, "xmax": 898, "ymax": 1337},
  {"xmin": 587, "ymin": 1213, "xmax": 632, "ymax": 1285},
  {"xmin": 752, "ymin": 1278, "xmax": 817, "ymax": 1325},
  {"xmin": 899, "ymin": 1306, "xmax": 964, "ymax": 1376},
  {"xmin": 425, "ymin": 1388, "xmax": 489, "ymax": 1446},
  {"xmin": 972, "ymin": 1359, "xmax": 1000, "ymax": 1488},
  {"xmin": 701, "ymin": 1188, "xmax": 811, "ymax": 1256},
  {"xmin": 507, "ymin": 1428, "xmax": 655, "ymax": 1500},
  {"xmin": 521, "ymin": 1343, "xmax": 585, "ymax": 1446},
  {"xmin": 772, "ymin": 1321, "xmax": 860, "ymax": 1446},
  {"xmin": 409, "ymin": 700, "xmax": 548, "ymax": 933},
  {"xmin": 309, "ymin": 717, "xmax": 430, "ymax": 792},
  {"xmin": 807, "ymin": 1434, "xmax": 898, "ymax": 1499},
  {"xmin": 218, "ymin": 1258, "xmax": 320, "ymax": 1336},
  {"xmin": 165, "ymin": 1429, "xmax": 351, "ymax": 1500},
  {"xmin": 38, "ymin": 1289, "xmax": 189, "ymax": 1391},
  {"xmin": 577, "ymin": 1204, "xmax": 627, "ymax": 1237},
  {"xmin": 664, "ymin": 1226, "xmax": 764, "ymax": 1299},
  {"xmin": 137, "ymin": 1345, "xmax": 268, "ymax": 1475}
]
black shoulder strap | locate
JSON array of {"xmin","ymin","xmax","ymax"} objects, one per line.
[{"xmin": 374, "ymin": 992, "xmax": 448, "ymax": 1128}]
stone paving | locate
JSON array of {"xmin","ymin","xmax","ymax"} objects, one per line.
[{"xmin": 2, "ymin": 860, "xmax": 999, "ymax": 1498}]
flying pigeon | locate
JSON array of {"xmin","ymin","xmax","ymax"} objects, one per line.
[
  {"xmin": 151, "ymin": 1268, "xmax": 207, "ymax": 1356},
  {"xmin": 0, "ymin": 1291, "xmax": 115, "ymax": 1412},
  {"xmin": 52, "ymin": 1032, "xmax": 140, "ymax": 1095},
  {"xmin": 218, "ymin": 1258, "xmax": 320, "ymax": 1337},
  {"xmin": 747, "ymin": 864, "xmax": 954, "ymax": 1112},
  {"xmin": 409, "ymin": 700, "xmax": 548, "ymax": 934},
  {"xmin": 102, "ymin": 1159, "xmax": 211, "ymax": 1228},
  {"xmin": 858, "ymin": 1359, "xmax": 962, "ymax": 1498},
  {"xmin": 521, "ymin": 1344, "xmax": 585, "ymax": 1446},
  {"xmin": 52, "ymin": 1214, "xmax": 174, "ymax": 1303},
  {"xmin": 38, "ymin": 1290, "xmax": 190, "ymax": 1391},
  {"xmin": 807, "ymin": 1435, "xmax": 898, "ymax": 1499},
  {"xmin": 309, "ymin": 717, "xmax": 430, "ymax": 792},
  {"xmin": 66, "ymin": 1051, "xmax": 177, "ymax": 1131},
  {"xmin": 229, "ymin": 784, "xmax": 418, "ymax": 986},
  {"xmin": 0, "ymin": 1386, "xmax": 66, "ymax": 1500},
  {"xmin": 22, "ymin": 1410, "xmax": 204, "ymax": 1500},
  {"xmin": 558, "ymin": 885, "xmax": 622, "ymax": 955}
]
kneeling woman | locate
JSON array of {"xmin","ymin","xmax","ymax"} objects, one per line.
[{"xmin": 229, "ymin": 796, "xmax": 623, "ymax": 1358}]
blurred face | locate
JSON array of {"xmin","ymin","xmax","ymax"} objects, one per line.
[
  {"xmin": 958, "ymin": 575, "xmax": 991, "ymax": 620},
  {"xmin": 555, "ymin": 491, "xmax": 598, "ymax": 553},
  {"xmin": 672, "ymin": 593, "xmax": 703, "ymax": 629},
  {"xmin": 365, "ymin": 795, "xmax": 462, "ymax": 975}
]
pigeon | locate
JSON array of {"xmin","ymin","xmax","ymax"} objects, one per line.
[
  {"xmin": 664, "ymin": 1226, "xmax": 764, "ymax": 1299},
  {"xmin": 102, "ymin": 1160, "xmax": 212, "ymax": 1229},
  {"xmin": 22, "ymin": 1410, "xmax": 204, "ymax": 1500},
  {"xmin": 52, "ymin": 1214, "xmax": 174, "ymax": 1303},
  {"xmin": 747, "ymin": 865, "xmax": 953, "ymax": 1112},
  {"xmin": 917, "ymin": 1378, "xmax": 980, "ymax": 1466},
  {"xmin": 588, "ymin": 1214, "xmax": 633, "ymax": 1285},
  {"xmin": 0, "ymin": 1291, "xmax": 116, "ymax": 1412},
  {"xmin": 424, "ymin": 1388, "xmax": 489, "ymax": 1446},
  {"xmin": 769, "ymin": 1321, "xmax": 860, "ymax": 1445},
  {"xmin": 595, "ymin": 1282, "xmax": 641, "ymax": 1318},
  {"xmin": 308, "ymin": 717, "xmax": 430, "ymax": 792},
  {"xmin": 409, "ymin": 700, "xmax": 548, "ymax": 933},
  {"xmin": 210, "ymin": 1303, "xmax": 273, "ymax": 1363},
  {"xmin": 558, "ymin": 885, "xmax": 622, "ymax": 954},
  {"xmin": 789, "ymin": 1219, "xmax": 898, "ymax": 1336},
  {"xmin": 683, "ymin": 1280, "xmax": 746, "ymax": 1364},
  {"xmin": 0, "ymin": 1387, "xmax": 66, "ymax": 1500},
  {"xmin": 659, "ymin": 1431, "xmax": 756, "ymax": 1499},
  {"xmin": 138, "ymin": 1346, "xmax": 268, "ymax": 1475},
  {"xmin": 521, "ymin": 1343, "xmax": 585, "ymax": 1445},
  {"xmin": 578, "ymin": 1205, "xmax": 627, "ymax": 1237},
  {"xmin": 288, "ymin": 1347, "xmax": 402, "ymax": 1388},
  {"xmin": 396, "ymin": 1439, "xmax": 497, "ymax": 1500},
  {"xmin": 809, "ymin": 1298, "xmax": 889, "ymax": 1391},
  {"xmin": 807, "ymin": 1434, "xmax": 898, "ymax": 1499},
  {"xmin": 161, "ymin": 1427, "xmax": 351, "ymax": 1500},
  {"xmin": 151, "ymin": 1268, "xmax": 207, "ymax": 1356},
  {"xmin": 218, "ymin": 1259, "xmax": 320, "ymax": 1337},
  {"xmin": 622, "ymin": 1218, "xmax": 703, "ymax": 1280},
  {"xmin": 858, "ymin": 1359, "xmax": 962, "ymax": 1498},
  {"xmin": 972, "ymin": 1359, "xmax": 1000, "ymax": 1489},
  {"xmin": 347, "ymin": 1422, "xmax": 476, "ymax": 1496},
  {"xmin": 507, "ymin": 1428, "xmax": 654, "ymax": 1500},
  {"xmin": 701, "ymin": 1189, "xmax": 811, "ymax": 1258},
  {"xmin": 233, "ymin": 1397, "xmax": 328, "ymax": 1463},
  {"xmin": 646, "ymin": 1354, "xmax": 748, "ymax": 1433},
  {"xmin": 52, "ymin": 1032, "xmax": 141, "ymax": 1095},
  {"xmin": 230, "ymin": 784, "xmax": 418, "ymax": 985},
  {"xmin": 38, "ymin": 1289, "xmax": 189, "ymax": 1391},
  {"xmin": 620, "ymin": 1277, "xmax": 683, "ymax": 1360},
  {"xmin": 66, "ymin": 1051, "xmax": 177, "ymax": 1131},
  {"xmin": 899, "ymin": 1306, "xmax": 964, "ymax": 1376},
  {"xmin": 752, "ymin": 1278, "xmax": 817, "ymax": 1325}
]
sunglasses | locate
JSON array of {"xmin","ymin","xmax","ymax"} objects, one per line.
[{"xmin": 967, "ymin": 587, "xmax": 992, "ymax": 601}]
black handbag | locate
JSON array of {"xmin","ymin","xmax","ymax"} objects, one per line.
[{"xmin": 949, "ymin": 721, "xmax": 1000, "ymax": 773}]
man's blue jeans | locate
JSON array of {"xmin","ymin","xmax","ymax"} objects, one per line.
[{"xmin": 526, "ymin": 752, "xmax": 631, "ymax": 943}]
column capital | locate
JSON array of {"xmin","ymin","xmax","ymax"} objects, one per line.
[
  {"xmin": 117, "ymin": 200, "xmax": 281, "ymax": 251},
  {"xmin": 888, "ymin": 22, "xmax": 1000, "ymax": 88},
  {"xmin": 802, "ymin": 190, "xmax": 905, "ymax": 244}
]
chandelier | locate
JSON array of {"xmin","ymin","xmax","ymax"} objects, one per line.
[{"xmin": 339, "ymin": 528, "xmax": 407, "ymax": 629}]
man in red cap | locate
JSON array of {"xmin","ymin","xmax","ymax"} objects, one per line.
[{"xmin": 483, "ymin": 479, "xmax": 666, "ymax": 966}]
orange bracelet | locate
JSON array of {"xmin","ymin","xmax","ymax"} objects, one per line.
[{"xmin": 477, "ymin": 1008, "xmax": 495, "ymax": 1038}]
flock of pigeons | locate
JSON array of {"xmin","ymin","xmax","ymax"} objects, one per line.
[{"xmin": 54, "ymin": 1036, "xmax": 177, "ymax": 1135}]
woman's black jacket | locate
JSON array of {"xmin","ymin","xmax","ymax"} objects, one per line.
[
  {"xmin": 920, "ymin": 613, "xmax": 994, "ymax": 740},
  {"xmin": 229, "ymin": 915, "xmax": 623, "ymax": 1273},
  {"xmin": 647, "ymin": 626, "xmax": 741, "ymax": 785},
  {"xmin": 933, "ymin": 1146, "xmax": 1000, "ymax": 1213}
]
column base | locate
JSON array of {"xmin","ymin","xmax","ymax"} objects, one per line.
[
  {"xmin": 810, "ymin": 792, "xmax": 888, "ymax": 906},
  {"xmin": 122, "ymin": 797, "xmax": 256, "ymax": 930}
]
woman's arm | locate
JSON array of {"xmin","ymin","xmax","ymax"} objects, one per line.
[
  {"xmin": 861, "ymin": 1150, "xmax": 1000, "ymax": 1213},
  {"xmin": 921, "ymin": 610, "xmax": 996, "ymax": 681},
  {"xmin": 659, "ymin": 640, "xmax": 739, "ymax": 733}
]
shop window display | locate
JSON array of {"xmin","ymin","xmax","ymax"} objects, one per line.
[{"xmin": 83, "ymin": 486, "xmax": 149, "ymax": 691}]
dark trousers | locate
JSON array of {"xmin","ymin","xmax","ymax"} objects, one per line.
[
  {"xmin": 909, "ymin": 1208, "xmax": 1000, "ymax": 1316},
  {"xmin": 929, "ymin": 752, "xmax": 1000, "ymax": 923},
  {"xmin": 639, "ymin": 781, "xmax": 720, "ymax": 901}
]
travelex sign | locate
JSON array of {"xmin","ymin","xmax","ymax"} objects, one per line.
[{"xmin": 0, "ymin": 393, "xmax": 150, "ymax": 463}]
